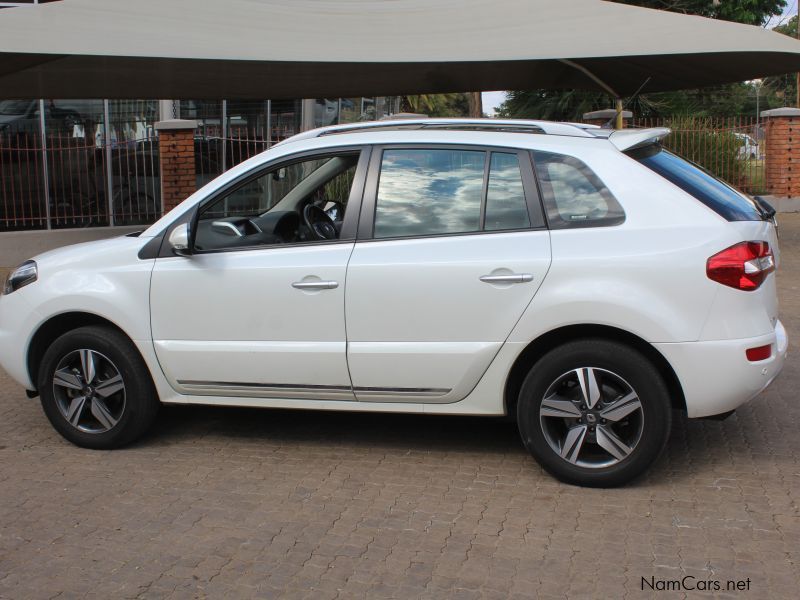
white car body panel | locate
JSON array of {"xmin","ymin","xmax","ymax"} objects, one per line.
[
  {"xmin": 150, "ymin": 243, "xmax": 355, "ymax": 400},
  {"xmin": 0, "ymin": 236, "xmax": 154, "ymax": 389},
  {"xmin": 0, "ymin": 121, "xmax": 787, "ymax": 427},
  {"xmin": 345, "ymin": 230, "xmax": 551, "ymax": 402}
]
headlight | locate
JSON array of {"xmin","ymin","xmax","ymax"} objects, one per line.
[{"xmin": 3, "ymin": 260, "xmax": 37, "ymax": 295}]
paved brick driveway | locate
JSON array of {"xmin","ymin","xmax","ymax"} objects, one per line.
[{"xmin": 1, "ymin": 216, "xmax": 799, "ymax": 600}]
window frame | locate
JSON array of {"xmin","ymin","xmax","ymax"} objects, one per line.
[
  {"xmin": 529, "ymin": 150, "xmax": 625, "ymax": 230},
  {"xmin": 357, "ymin": 144, "xmax": 545, "ymax": 241},
  {"xmin": 150, "ymin": 145, "xmax": 371, "ymax": 258}
]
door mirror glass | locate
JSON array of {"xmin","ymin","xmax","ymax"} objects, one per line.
[{"xmin": 168, "ymin": 222, "xmax": 191, "ymax": 256}]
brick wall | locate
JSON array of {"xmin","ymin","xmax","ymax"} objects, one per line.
[
  {"xmin": 155, "ymin": 120, "xmax": 198, "ymax": 213},
  {"xmin": 762, "ymin": 108, "xmax": 800, "ymax": 199}
]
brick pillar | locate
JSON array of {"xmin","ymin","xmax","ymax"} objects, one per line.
[
  {"xmin": 761, "ymin": 108, "xmax": 800, "ymax": 199},
  {"xmin": 155, "ymin": 119, "xmax": 198, "ymax": 213},
  {"xmin": 582, "ymin": 108, "xmax": 632, "ymax": 129}
]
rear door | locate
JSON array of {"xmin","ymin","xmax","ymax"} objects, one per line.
[{"xmin": 345, "ymin": 145, "xmax": 551, "ymax": 403}]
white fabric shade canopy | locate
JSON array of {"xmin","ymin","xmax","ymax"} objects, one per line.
[{"xmin": 1, "ymin": 0, "xmax": 800, "ymax": 99}]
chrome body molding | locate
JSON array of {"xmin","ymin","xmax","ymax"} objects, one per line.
[
  {"xmin": 353, "ymin": 386, "xmax": 451, "ymax": 403},
  {"xmin": 177, "ymin": 380, "xmax": 355, "ymax": 401},
  {"xmin": 176, "ymin": 380, "xmax": 451, "ymax": 402}
]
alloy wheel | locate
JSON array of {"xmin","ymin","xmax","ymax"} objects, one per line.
[
  {"xmin": 539, "ymin": 367, "xmax": 644, "ymax": 469},
  {"xmin": 52, "ymin": 349, "xmax": 126, "ymax": 434}
]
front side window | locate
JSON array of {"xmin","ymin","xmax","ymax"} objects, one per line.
[
  {"xmin": 533, "ymin": 151, "xmax": 624, "ymax": 228},
  {"xmin": 373, "ymin": 148, "xmax": 537, "ymax": 239},
  {"xmin": 194, "ymin": 152, "xmax": 359, "ymax": 251}
]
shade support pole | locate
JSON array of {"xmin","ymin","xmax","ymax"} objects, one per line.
[
  {"xmin": 559, "ymin": 59, "xmax": 624, "ymax": 129},
  {"xmin": 558, "ymin": 59, "xmax": 619, "ymax": 98}
]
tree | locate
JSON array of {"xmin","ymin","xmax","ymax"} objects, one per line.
[
  {"xmin": 497, "ymin": 0, "xmax": 788, "ymax": 120},
  {"xmin": 613, "ymin": 1, "xmax": 785, "ymax": 25},
  {"xmin": 402, "ymin": 94, "xmax": 472, "ymax": 117},
  {"xmin": 763, "ymin": 15, "xmax": 799, "ymax": 106}
]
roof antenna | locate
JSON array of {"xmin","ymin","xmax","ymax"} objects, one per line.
[{"xmin": 603, "ymin": 76, "xmax": 652, "ymax": 129}]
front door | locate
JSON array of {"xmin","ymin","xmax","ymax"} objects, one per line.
[
  {"xmin": 345, "ymin": 146, "xmax": 552, "ymax": 403},
  {"xmin": 150, "ymin": 148, "xmax": 369, "ymax": 401}
]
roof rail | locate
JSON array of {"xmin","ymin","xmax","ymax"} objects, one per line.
[{"xmin": 277, "ymin": 117, "xmax": 598, "ymax": 146}]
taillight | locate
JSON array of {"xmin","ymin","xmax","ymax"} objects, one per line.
[{"xmin": 707, "ymin": 241, "xmax": 775, "ymax": 291}]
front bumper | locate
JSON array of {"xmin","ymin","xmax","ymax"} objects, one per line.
[
  {"xmin": 654, "ymin": 320, "xmax": 788, "ymax": 418},
  {"xmin": 0, "ymin": 290, "xmax": 42, "ymax": 391}
]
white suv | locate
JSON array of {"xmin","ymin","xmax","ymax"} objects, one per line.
[{"xmin": 0, "ymin": 119, "xmax": 787, "ymax": 487}]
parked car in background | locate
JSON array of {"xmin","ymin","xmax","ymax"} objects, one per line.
[
  {"xmin": 734, "ymin": 132, "xmax": 762, "ymax": 160},
  {"xmin": 0, "ymin": 118, "xmax": 786, "ymax": 487},
  {"xmin": 0, "ymin": 99, "xmax": 89, "ymax": 147}
]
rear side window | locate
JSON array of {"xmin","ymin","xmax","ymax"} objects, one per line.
[
  {"xmin": 373, "ymin": 148, "xmax": 539, "ymax": 239},
  {"xmin": 533, "ymin": 151, "xmax": 625, "ymax": 228},
  {"xmin": 374, "ymin": 149, "xmax": 485, "ymax": 238},
  {"xmin": 485, "ymin": 152, "xmax": 531, "ymax": 231},
  {"xmin": 627, "ymin": 145, "xmax": 761, "ymax": 222}
]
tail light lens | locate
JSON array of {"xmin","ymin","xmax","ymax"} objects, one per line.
[{"xmin": 707, "ymin": 241, "xmax": 775, "ymax": 291}]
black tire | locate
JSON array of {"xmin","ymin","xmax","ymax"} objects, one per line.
[
  {"xmin": 38, "ymin": 325, "xmax": 160, "ymax": 449},
  {"xmin": 517, "ymin": 339, "xmax": 671, "ymax": 487}
]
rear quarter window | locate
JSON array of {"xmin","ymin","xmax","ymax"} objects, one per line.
[
  {"xmin": 532, "ymin": 151, "xmax": 625, "ymax": 228},
  {"xmin": 627, "ymin": 145, "xmax": 762, "ymax": 222}
]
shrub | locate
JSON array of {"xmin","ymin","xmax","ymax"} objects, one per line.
[{"xmin": 660, "ymin": 117, "xmax": 746, "ymax": 190}]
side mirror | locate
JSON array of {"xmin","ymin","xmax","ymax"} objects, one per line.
[{"xmin": 168, "ymin": 223, "xmax": 192, "ymax": 257}]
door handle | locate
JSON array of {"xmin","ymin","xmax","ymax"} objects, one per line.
[
  {"xmin": 292, "ymin": 280, "xmax": 339, "ymax": 290},
  {"xmin": 479, "ymin": 273, "xmax": 534, "ymax": 284}
]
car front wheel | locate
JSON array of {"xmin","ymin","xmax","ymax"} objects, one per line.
[
  {"xmin": 517, "ymin": 340, "xmax": 672, "ymax": 487},
  {"xmin": 38, "ymin": 325, "xmax": 159, "ymax": 449}
]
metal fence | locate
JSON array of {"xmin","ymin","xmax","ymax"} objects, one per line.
[
  {"xmin": 633, "ymin": 116, "xmax": 766, "ymax": 196},
  {"xmin": 1, "ymin": 97, "xmax": 399, "ymax": 231},
  {"xmin": 0, "ymin": 99, "xmax": 160, "ymax": 231},
  {"xmin": 1, "ymin": 105, "xmax": 768, "ymax": 232}
]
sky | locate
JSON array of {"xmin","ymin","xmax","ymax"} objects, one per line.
[
  {"xmin": 766, "ymin": 1, "xmax": 796, "ymax": 28},
  {"xmin": 482, "ymin": 2, "xmax": 799, "ymax": 116},
  {"xmin": 481, "ymin": 91, "xmax": 506, "ymax": 116}
]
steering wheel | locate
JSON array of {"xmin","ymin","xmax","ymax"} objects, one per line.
[{"xmin": 303, "ymin": 204, "xmax": 338, "ymax": 240}]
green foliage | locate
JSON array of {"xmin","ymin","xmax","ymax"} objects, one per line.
[
  {"xmin": 323, "ymin": 167, "xmax": 356, "ymax": 203},
  {"xmin": 612, "ymin": 0, "xmax": 785, "ymax": 25},
  {"xmin": 763, "ymin": 15, "xmax": 799, "ymax": 107},
  {"xmin": 402, "ymin": 94, "xmax": 471, "ymax": 117},
  {"xmin": 497, "ymin": 90, "xmax": 613, "ymax": 121},
  {"xmin": 774, "ymin": 13, "xmax": 798, "ymax": 36},
  {"xmin": 662, "ymin": 117, "xmax": 746, "ymax": 187}
]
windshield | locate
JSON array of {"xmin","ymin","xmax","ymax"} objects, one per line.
[
  {"xmin": 0, "ymin": 100, "xmax": 33, "ymax": 116},
  {"xmin": 627, "ymin": 145, "xmax": 762, "ymax": 222}
]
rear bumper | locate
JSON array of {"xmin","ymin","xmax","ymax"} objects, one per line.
[{"xmin": 654, "ymin": 320, "xmax": 788, "ymax": 418}]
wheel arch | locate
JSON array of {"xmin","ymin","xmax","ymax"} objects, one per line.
[
  {"xmin": 27, "ymin": 311, "xmax": 132, "ymax": 391},
  {"xmin": 504, "ymin": 324, "xmax": 686, "ymax": 418}
]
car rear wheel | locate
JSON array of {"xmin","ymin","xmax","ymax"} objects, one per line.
[
  {"xmin": 517, "ymin": 339, "xmax": 671, "ymax": 487},
  {"xmin": 38, "ymin": 325, "xmax": 159, "ymax": 449}
]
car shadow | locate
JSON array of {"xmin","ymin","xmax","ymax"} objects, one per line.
[
  {"xmin": 141, "ymin": 403, "xmax": 525, "ymax": 457},
  {"xmin": 133, "ymin": 403, "xmax": 766, "ymax": 487}
]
